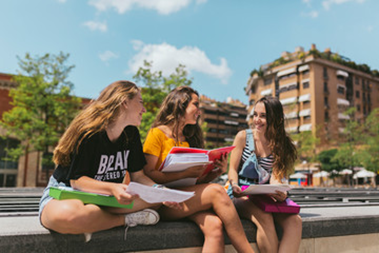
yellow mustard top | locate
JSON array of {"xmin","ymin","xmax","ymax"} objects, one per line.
[{"xmin": 143, "ymin": 128, "xmax": 189, "ymax": 170}]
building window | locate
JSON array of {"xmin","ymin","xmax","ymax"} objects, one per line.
[
  {"xmin": 324, "ymin": 97, "xmax": 329, "ymax": 107},
  {"xmin": 323, "ymin": 82, "xmax": 328, "ymax": 92},
  {"xmin": 304, "ymin": 115, "xmax": 311, "ymax": 120},
  {"xmin": 0, "ymin": 138, "xmax": 20, "ymax": 170},
  {"xmin": 325, "ymin": 111, "xmax": 329, "ymax": 121},
  {"xmin": 249, "ymin": 99, "xmax": 255, "ymax": 106},
  {"xmin": 302, "ymin": 70, "xmax": 309, "ymax": 76},
  {"xmin": 357, "ymin": 104, "xmax": 361, "ymax": 112},
  {"xmin": 337, "ymin": 86, "xmax": 345, "ymax": 94},
  {"xmin": 355, "ymin": 77, "xmax": 359, "ymax": 85},
  {"xmin": 323, "ymin": 67, "xmax": 328, "ymax": 78},
  {"xmin": 303, "ymin": 101, "xmax": 310, "ymax": 106},
  {"xmin": 303, "ymin": 81, "xmax": 309, "ymax": 89},
  {"xmin": 337, "ymin": 76, "xmax": 345, "ymax": 81},
  {"xmin": 356, "ymin": 91, "xmax": 360, "ymax": 98},
  {"xmin": 264, "ymin": 78, "xmax": 272, "ymax": 85}
]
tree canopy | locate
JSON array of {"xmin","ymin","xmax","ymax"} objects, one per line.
[
  {"xmin": 133, "ymin": 60, "xmax": 192, "ymax": 141},
  {"xmin": 0, "ymin": 52, "xmax": 81, "ymax": 168}
]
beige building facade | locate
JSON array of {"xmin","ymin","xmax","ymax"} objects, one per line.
[{"xmin": 246, "ymin": 44, "xmax": 379, "ymax": 148}]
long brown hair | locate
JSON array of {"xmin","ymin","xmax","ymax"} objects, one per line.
[
  {"xmin": 53, "ymin": 80, "xmax": 140, "ymax": 166},
  {"xmin": 254, "ymin": 96, "xmax": 297, "ymax": 179},
  {"xmin": 152, "ymin": 86, "xmax": 204, "ymax": 148}
]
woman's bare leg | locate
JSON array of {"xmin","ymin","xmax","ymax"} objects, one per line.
[
  {"xmin": 189, "ymin": 211, "xmax": 224, "ymax": 253},
  {"xmin": 159, "ymin": 183, "xmax": 254, "ymax": 253},
  {"xmin": 41, "ymin": 198, "xmax": 159, "ymax": 234},
  {"xmin": 234, "ymin": 197, "xmax": 279, "ymax": 253},
  {"xmin": 274, "ymin": 213, "xmax": 302, "ymax": 253}
]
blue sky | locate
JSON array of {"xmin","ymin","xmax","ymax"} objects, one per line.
[{"xmin": 1, "ymin": 0, "xmax": 378, "ymax": 104}]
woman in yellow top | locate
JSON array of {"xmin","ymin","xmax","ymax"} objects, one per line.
[{"xmin": 144, "ymin": 86, "xmax": 254, "ymax": 253}]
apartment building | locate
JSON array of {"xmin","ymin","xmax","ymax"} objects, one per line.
[
  {"xmin": 199, "ymin": 95, "xmax": 248, "ymax": 148},
  {"xmin": 245, "ymin": 44, "xmax": 379, "ymax": 147}
]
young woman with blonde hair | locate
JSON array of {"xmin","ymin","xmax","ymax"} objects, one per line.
[
  {"xmin": 143, "ymin": 86, "xmax": 255, "ymax": 253},
  {"xmin": 39, "ymin": 81, "xmax": 178, "ymax": 238},
  {"xmin": 227, "ymin": 96, "xmax": 302, "ymax": 253}
]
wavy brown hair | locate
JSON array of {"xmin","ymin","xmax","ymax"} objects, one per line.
[
  {"xmin": 53, "ymin": 80, "xmax": 140, "ymax": 166},
  {"xmin": 254, "ymin": 96, "xmax": 297, "ymax": 180},
  {"xmin": 152, "ymin": 86, "xmax": 204, "ymax": 148}
]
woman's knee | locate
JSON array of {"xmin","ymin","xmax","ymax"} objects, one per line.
[
  {"xmin": 42, "ymin": 200, "xmax": 86, "ymax": 228},
  {"xmin": 205, "ymin": 184, "xmax": 231, "ymax": 203}
]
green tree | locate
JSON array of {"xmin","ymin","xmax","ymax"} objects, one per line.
[
  {"xmin": 291, "ymin": 130, "xmax": 319, "ymax": 163},
  {"xmin": 359, "ymin": 108, "xmax": 379, "ymax": 172},
  {"xmin": 332, "ymin": 107, "xmax": 364, "ymax": 169},
  {"xmin": 317, "ymin": 149, "xmax": 340, "ymax": 172},
  {"xmin": 0, "ymin": 52, "xmax": 81, "ymax": 181},
  {"xmin": 133, "ymin": 60, "xmax": 193, "ymax": 141}
]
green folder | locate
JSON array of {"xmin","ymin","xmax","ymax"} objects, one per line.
[{"xmin": 49, "ymin": 187, "xmax": 134, "ymax": 209}]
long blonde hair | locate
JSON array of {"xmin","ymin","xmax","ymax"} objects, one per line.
[
  {"xmin": 152, "ymin": 86, "xmax": 204, "ymax": 148},
  {"xmin": 53, "ymin": 80, "xmax": 139, "ymax": 166}
]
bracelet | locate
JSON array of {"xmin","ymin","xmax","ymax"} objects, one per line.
[{"xmin": 152, "ymin": 184, "xmax": 165, "ymax": 189}]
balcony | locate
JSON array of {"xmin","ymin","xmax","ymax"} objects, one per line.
[
  {"xmin": 337, "ymin": 98, "xmax": 350, "ymax": 107},
  {"xmin": 260, "ymin": 88, "xmax": 272, "ymax": 97},
  {"xmin": 299, "ymin": 93, "xmax": 311, "ymax": 103},
  {"xmin": 280, "ymin": 96, "xmax": 298, "ymax": 106},
  {"xmin": 338, "ymin": 113, "xmax": 350, "ymax": 120},
  {"xmin": 299, "ymin": 123, "xmax": 312, "ymax": 132}
]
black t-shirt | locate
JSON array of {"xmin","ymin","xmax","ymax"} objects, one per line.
[{"xmin": 53, "ymin": 126, "xmax": 146, "ymax": 185}]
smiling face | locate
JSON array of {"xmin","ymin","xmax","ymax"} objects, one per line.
[
  {"xmin": 253, "ymin": 102, "xmax": 267, "ymax": 133},
  {"xmin": 183, "ymin": 93, "xmax": 201, "ymax": 125},
  {"xmin": 124, "ymin": 91, "xmax": 146, "ymax": 126}
]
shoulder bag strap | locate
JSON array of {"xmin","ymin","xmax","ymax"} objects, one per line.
[{"xmin": 245, "ymin": 129, "xmax": 255, "ymax": 153}]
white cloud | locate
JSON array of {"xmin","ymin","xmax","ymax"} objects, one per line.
[
  {"xmin": 322, "ymin": 0, "xmax": 365, "ymax": 10},
  {"xmin": 83, "ymin": 20, "xmax": 107, "ymax": 32},
  {"xmin": 366, "ymin": 25, "xmax": 374, "ymax": 32},
  {"xmin": 88, "ymin": 0, "xmax": 207, "ymax": 15},
  {"xmin": 301, "ymin": 10, "xmax": 319, "ymax": 18},
  {"xmin": 302, "ymin": 0, "xmax": 312, "ymax": 7},
  {"xmin": 99, "ymin": 50, "xmax": 119, "ymax": 62},
  {"xmin": 128, "ymin": 41, "xmax": 232, "ymax": 84}
]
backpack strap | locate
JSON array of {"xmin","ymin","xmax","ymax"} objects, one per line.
[{"xmin": 245, "ymin": 129, "xmax": 255, "ymax": 153}]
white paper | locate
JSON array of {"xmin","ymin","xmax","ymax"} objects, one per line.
[
  {"xmin": 126, "ymin": 182, "xmax": 195, "ymax": 203},
  {"xmin": 162, "ymin": 161, "xmax": 211, "ymax": 173},
  {"xmin": 242, "ymin": 184, "xmax": 292, "ymax": 195}
]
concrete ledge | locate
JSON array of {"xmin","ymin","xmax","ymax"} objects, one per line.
[
  {"xmin": 2, "ymin": 205, "xmax": 379, "ymax": 253},
  {"xmin": 2, "ymin": 187, "xmax": 379, "ymax": 252}
]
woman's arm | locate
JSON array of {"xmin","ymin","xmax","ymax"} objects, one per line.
[
  {"xmin": 70, "ymin": 176, "xmax": 138, "ymax": 205},
  {"xmin": 228, "ymin": 130, "xmax": 246, "ymax": 197},
  {"xmin": 143, "ymin": 154, "xmax": 206, "ymax": 184}
]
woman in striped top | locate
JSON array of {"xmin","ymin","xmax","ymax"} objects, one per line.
[{"xmin": 227, "ymin": 96, "xmax": 302, "ymax": 253}]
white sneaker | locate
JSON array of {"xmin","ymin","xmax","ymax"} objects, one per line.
[{"xmin": 124, "ymin": 209, "xmax": 159, "ymax": 240}]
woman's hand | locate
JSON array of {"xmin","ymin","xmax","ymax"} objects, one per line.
[
  {"xmin": 163, "ymin": 201, "xmax": 183, "ymax": 210},
  {"xmin": 268, "ymin": 190, "xmax": 288, "ymax": 202},
  {"xmin": 184, "ymin": 165, "xmax": 207, "ymax": 178},
  {"xmin": 231, "ymin": 182, "xmax": 244, "ymax": 198},
  {"xmin": 112, "ymin": 183, "xmax": 139, "ymax": 205},
  {"xmin": 214, "ymin": 153, "xmax": 228, "ymax": 174}
]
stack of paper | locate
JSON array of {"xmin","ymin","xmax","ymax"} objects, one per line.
[{"xmin": 159, "ymin": 146, "xmax": 235, "ymax": 187}]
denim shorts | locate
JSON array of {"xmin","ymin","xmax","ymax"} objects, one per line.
[{"xmin": 39, "ymin": 176, "xmax": 68, "ymax": 223}]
